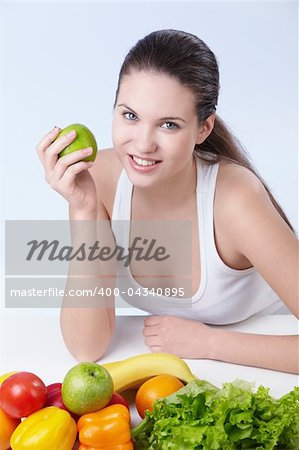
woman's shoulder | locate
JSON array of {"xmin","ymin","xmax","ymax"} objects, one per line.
[
  {"xmin": 90, "ymin": 147, "xmax": 123, "ymax": 219},
  {"xmin": 215, "ymin": 159, "xmax": 272, "ymax": 235},
  {"xmin": 216, "ymin": 159, "xmax": 266, "ymax": 200},
  {"xmin": 214, "ymin": 159, "xmax": 271, "ymax": 267}
]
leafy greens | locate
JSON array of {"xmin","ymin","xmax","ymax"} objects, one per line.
[{"xmin": 131, "ymin": 379, "xmax": 299, "ymax": 449}]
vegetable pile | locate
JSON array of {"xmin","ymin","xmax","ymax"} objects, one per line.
[
  {"xmin": 1, "ymin": 355, "xmax": 298, "ymax": 450},
  {"xmin": 131, "ymin": 379, "xmax": 299, "ymax": 449}
]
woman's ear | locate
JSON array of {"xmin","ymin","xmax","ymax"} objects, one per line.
[{"xmin": 196, "ymin": 112, "xmax": 216, "ymax": 145}]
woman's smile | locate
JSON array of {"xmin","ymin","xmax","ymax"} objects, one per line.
[{"xmin": 128, "ymin": 154, "xmax": 162, "ymax": 172}]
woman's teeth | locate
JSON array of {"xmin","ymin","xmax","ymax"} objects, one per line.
[{"xmin": 132, "ymin": 156, "xmax": 157, "ymax": 166}]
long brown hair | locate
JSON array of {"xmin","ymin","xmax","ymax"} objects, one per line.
[{"xmin": 114, "ymin": 29, "xmax": 294, "ymax": 232}]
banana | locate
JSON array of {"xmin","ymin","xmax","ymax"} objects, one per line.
[{"xmin": 102, "ymin": 353, "xmax": 197, "ymax": 392}]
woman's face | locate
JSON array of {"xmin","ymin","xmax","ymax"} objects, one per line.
[{"xmin": 112, "ymin": 70, "xmax": 204, "ymax": 189}]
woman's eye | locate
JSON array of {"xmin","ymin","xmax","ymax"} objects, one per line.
[
  {"xmin": 162, "ymin": 122, "xmax": 177, "ymax": 130},
  {"xmin": 123, "ymin": 112, "xmax": 137, "ymax": 121}
]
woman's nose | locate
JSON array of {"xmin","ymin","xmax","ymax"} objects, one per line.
[{"xmin": 134, "ymin": 128, "xmax": 158, "ymax": 153}]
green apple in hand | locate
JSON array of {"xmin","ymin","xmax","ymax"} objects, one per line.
[
  {"xmin": 57, "ymin": 123, "xmax": 97, "ymax": 162},
  {"xmin": 61, "ymin": 362, "xmax": 113, "ymax": 415}
]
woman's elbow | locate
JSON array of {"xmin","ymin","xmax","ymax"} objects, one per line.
[
  {"xmin": 68, "ymin": 339, "xmax": 113, "ymax": 363},
  {"xmin": 73, "ymin": 349, "xmax": 107, "ymax": 363}
]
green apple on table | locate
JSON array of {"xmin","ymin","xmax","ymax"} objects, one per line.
[{"xmin": 61, "ymin": 362, "xmax": 113, "ymax": 416}]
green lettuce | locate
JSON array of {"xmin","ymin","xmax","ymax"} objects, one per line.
[{"xmin": 131, "ymin": 379, "xmax": 299, "ymax": 449}]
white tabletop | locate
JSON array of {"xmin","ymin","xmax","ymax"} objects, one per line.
[{"xmin": 0, "ymin": 314, "xmax": 298, "ymax": 427}]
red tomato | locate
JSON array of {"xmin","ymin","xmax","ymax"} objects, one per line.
[
  {"xmin": 0, "ymin": 372, "xmax": 47, "ymax": 418},
  {"xmin": 107, "ymin": 392, "xmax": 129, "ymax": 409}
]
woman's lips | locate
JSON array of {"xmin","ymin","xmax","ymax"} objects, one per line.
[{"xmin": 128, "ymin": 154, "xmax": 162, "ymax": 173}]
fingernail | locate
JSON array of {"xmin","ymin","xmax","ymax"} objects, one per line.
[
  {"xmin": 66, "ymin": 130, "xmax": 76, "ymax": 138},
  {"xmin": 51, "ymin": 126, "xmax": 59, "ymax": 133},
  {"xmin": 83, "ymin": 147, "xmax": 92, "ymax": 154}
]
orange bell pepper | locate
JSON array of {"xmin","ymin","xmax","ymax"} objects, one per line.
[
  {"xmin": 77, "ymin": 404, "xmax": 133, "ymax": 450},
  {"xmin": 0, "ymin": 408, "xmax": 20, "ymax": 450}
]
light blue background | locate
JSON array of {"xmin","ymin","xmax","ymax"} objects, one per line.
[{"xmin": 1, "ymin": 1, "xmax": 298, "ymax": 316}]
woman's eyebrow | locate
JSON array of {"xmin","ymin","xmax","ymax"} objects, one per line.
[{"xmin": 117, "ymin": 103, "xmax": 186, "ymax": 123}]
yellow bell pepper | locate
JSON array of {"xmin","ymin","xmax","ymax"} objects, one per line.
[
  {"xmin": 10, "ymin": 406, "xmax": 77, "ymax": 450},
  {"xmin": 77, "ymin": 404, "xmax": 133, "ymax": 450}
]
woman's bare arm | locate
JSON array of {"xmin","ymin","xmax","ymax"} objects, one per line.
[
  {"xmin": 208, "ymin": 328, "xmax": 298, "ymax": 373},
  {"xmin": 60, "ymin": 201, "xmax": 116, "ymax": 362},
  {"xmin": 211, "ymin": 167, "xmax": 298, "ymax": 372},
  {"xmin": 36, "ymin": 128, "xmax": 116, "ymax": 362},
  {"xmin": 226, "ymin": 168, "xmax": 298, "ymax": 317}
]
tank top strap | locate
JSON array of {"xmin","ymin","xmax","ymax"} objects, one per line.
[
  {"xmin": 197, "ymin": 157, "xmax": 219, "ymax": 197},
  {"xmin": 111, "ymin": 169, "xmax": 132, "ymax": 248},
  {"xmin": 196, "ymin": 157, "xmax": 220, "ymax": 261},
  {"xmin": 111, "ymin": 169, "xmax": 132, "ymax": 222}
]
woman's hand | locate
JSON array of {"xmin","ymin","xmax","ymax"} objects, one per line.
[
  {"xmin": 143, "ymin": 315, "xmax": 213, "ymax": 359},
  {"xmin": 36, "ymin": 127, "xmax": 97, "ymax": 214},
  {"xmin": 143, "ymin": 316, "xmax": 299, "ymax": 373}
]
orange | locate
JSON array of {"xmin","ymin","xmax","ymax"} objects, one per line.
[
  {"xmin": 0, "ymin": 408, "xmax": 20, "ymax": 450},
  {"xmin": 135, "ymin": 375, "xmax": 184, "ymax": 418}
]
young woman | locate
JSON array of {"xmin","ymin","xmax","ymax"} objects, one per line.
[{"xmin": 37, "ymin": 29, "xmax": 298, "ymax": 373}]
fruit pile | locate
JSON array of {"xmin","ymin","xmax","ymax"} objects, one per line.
[{"xmin": 0, "ymin": 353, "xmax": 195, "ymax": 449}]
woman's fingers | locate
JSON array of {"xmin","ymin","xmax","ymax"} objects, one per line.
[
  {"xmin": 57, "ymin": 160, "xmax": 94, "ymax": 197},
  {"xmin": 144, "ymin": 316, "xmax": 161, "ymax": 326},
  {"xmin": 150, "ymin": 346, "xmax": 163, "ymax": 353},
  {"xmin": 51, "ymin": 147, "xmax": 93, "ymax": 184},
  {"xmin": 143, "ymin": 324, "xmax": 159, "ymax": 337},
  {"xmin": 36, "ymin": 126, "xmax": 61, "ymax": 167},
  {"xmin": 44, "ymin": 129, "xmax": 77, "ymax": 173},
  {"xmin": 144, "ymin": 335, "xmax": 161, "ymax": 349},
  {"xmin": 36, "ymin": 126, "xmax": 97, "ymax": 211}
]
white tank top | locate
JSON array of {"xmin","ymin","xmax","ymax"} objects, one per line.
[{"xmin": 111, "ymin": 157, "xmax": 289, "ymax": 324}]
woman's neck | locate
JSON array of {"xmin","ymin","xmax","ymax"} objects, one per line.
[{"xmin": 132, "ymin": 156, "xmax": 197, "ymax": 215}]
